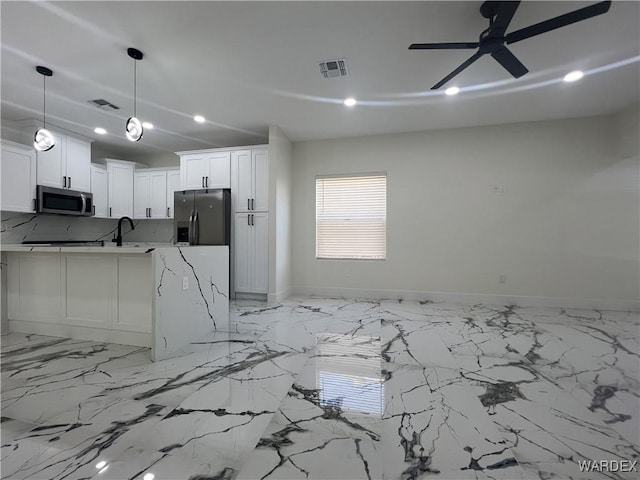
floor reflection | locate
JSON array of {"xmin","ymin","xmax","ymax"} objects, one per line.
[{"xmin": 315, "ymin": 334, "xmax": 383, "ymax": 415}]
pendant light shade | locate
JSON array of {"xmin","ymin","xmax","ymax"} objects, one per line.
[
  {"xmin": 125, "ymin": 48, "xmax": 144, "ymax": 142},
  {"xmin": 34, "ymin": 66, "xmax": 55, "ymax": 152}
]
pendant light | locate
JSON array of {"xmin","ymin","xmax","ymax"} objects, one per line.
[
  {"xmin": 125, "ymin": 47, "xmax": 144, "ymax": 142},
  {"xmin": 34, "ymin": 66, "xmax": 55, "ymax": 151}
]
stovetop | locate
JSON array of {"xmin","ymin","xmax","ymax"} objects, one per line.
[{"xmin": 21, "ymin": 240, "xmax": 105, "ymax": 247}]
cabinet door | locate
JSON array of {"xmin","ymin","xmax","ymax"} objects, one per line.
[
  {"xmin": 149, "ymin": 171, "xmax": 168, "ymax": 218},
  {"xmin": 234, "ymin": 213, "xmax": 252, "ymax": 293},
  {"xmin": 134, "ymin": 172, "xmax": 150, "ymax": 219},
  {"xmin": 113, "ymin": 256, "xmax": 152, "ymax": 333},
  {"xmin": 7, "ymin": 253, "xmax": 61, "ymax": 322},
  {"xmin": 36, "ymin": 131, "xmax": 65, "ymax": 188},
  {"xmin": 90, "ymin": 165, "xmax": 108, "ymax": 218},
  {"xmin": 62, "ymin": 254, "xmax": 112, "ymax": 328},
  {"xmin": 251, "ymin": 212, "xmax": 269, "ymax": 293},
  {"xmin": 1, "ymin": 143, "xmax": 36, "ymax": 213},
  {"xmin": 252, "ymin": 149, "xmax": 269, "ymax": 212},
  {"xmin": 232, "ymin": 150, "xmax": 252, "ymax": 212},
  {"xmin": 206, "ymin": 152, "xmax": 231, "ymax": 189},
  {"xmin": 181, "ymin": 155, "xmax": 209, "ymax": 189},
  {"xmin": 166, "ymin": 170, "xmax": 181, "ymax": 218},
  {"xmin": 108, "ymin": 163, "xmax": 134, "ymax": 218},
  {"xmin": 65, "ymin": 137, "xmax": 91, "ymax": 192}
]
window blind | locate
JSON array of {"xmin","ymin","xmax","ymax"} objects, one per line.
[{"xmin": 316, "ymin": 174, "xmax": 386, "ymax": 259}]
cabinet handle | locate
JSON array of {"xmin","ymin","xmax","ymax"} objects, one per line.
[
  {"xmin": 68, "ymin": 177, "xmax": 71, "ymax": 189},
  {"xmin": 110, "ymin": 207, "xmax": 112, "ymax": 217},
  {"xmin": 247, "ymin": 199, "xmax": 250, "ymax": 210},
  {"xmin": 247, "ymin": 214, "xmax": 250, "ymax": 226},
  {"xmin": 93, "ymin": 205, "xmax": 95, "ymax": 215},
  {"xmin": 251, "ymin": 214, "xmax": 254, "ymax": 226},
  {"xmin": 63, "ymin": 176, "xmax": 67, "ymax": 188},
  {"xmin": 167, "ymin": 207, "xmax": 170, "ymax": 217},
  {"xmin": 206, "ymin": 176, "xmax": 209, "ymax": 187},
  {"xmin": 251, "ymin": 198, "xmax": 254, "ymax": 210},
  {"xmin": 33, "ymin": 198, "xmax": 36, "ymax": 211},
  {"xmin": 202, "ymin": 177, "xmax": 205, "ymax": 188}
]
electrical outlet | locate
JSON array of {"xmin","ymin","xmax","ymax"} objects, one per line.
[
  {"xmin": 493, "ymin": 184, "xmax": 506, "ymax": 194},
  {"xmin": 182, "ymin": 276, "xmax": 189, "ymax": 290},
  {"xmin": 499, "ymin": 275, "xmax": 507, "ymax": 284}
]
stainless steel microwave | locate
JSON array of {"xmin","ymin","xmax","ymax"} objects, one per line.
[{"xmin": 37, "ymin": 185, "xmax": 94, "ymax": 216}]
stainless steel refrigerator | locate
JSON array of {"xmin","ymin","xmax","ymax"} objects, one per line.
[{"xmin": 174, "ymin": 189, "xmax": 231, "ymax": 246}]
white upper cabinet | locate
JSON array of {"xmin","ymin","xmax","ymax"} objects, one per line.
[
  {"xmin": 135, "ymin": 168, "xmax": 179, "ymax": 219},
  {"xmin": 179, "ymin": 151, "xmax": 231, "ymax": 190},
  {"xmin": 1, "ymin": 140, "xmax": 37, "ymax": 213},
  {"xmin": 166, "ymin": 169, "xmax": 181, "ymax": 218},
  {"xmin": 90, "ymin": 165, "xmax": 108, "ymax": 218},
  {"xmin": 135, "ymin": 170, "xmax": 169, "ymax": 219},
  {"xmin": 252, "ymin": 149, "xmax": 269, "ymax": 212},
  {"xmin": 231, "ymin": 148, "xmax": 268, "ymax": 212},
  {"xmin": 37, "ymin": 132, "xmax": 92, "ymax": 191},
  {"xmin": 36, "ymin": 131, "xmax": 65, "ymax": 189},
  {"xmin": 64, "ymin": 136, "xmax": 91, "ymax": 192},
  {"xmin": 106, "ymin": 160, "xmax": 134, "ymax": 218},
  {"xmin": 134, "ymin": 172, "xmax": 151, "ymax": 219}
]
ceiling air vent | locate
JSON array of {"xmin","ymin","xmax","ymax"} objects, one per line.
[
  {"xmin": 319, "ymin": 58, "xmax": 348, "ymax": 79},
  {"xmin": 88, "ymin": 99, "xmax": 120, "ymax": 110}
]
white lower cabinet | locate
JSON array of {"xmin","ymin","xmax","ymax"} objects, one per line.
[
  {"xmin": 7, "ymin": 252, "xmax": 152, "ymax": 346},
  {"xmin": 113, "ymin": 256, "xmax": 152, "ymax": 332},
  {"xmin": 7, "ymin": 253, "xmax": 61, "ymax": 323},
  {"xmin": 234, "ymin": 212, "xmax": 268, "ymax": 294},
  {"xmin": 62, "ymin": 254, "xmax": 112, "ymax": 328}
]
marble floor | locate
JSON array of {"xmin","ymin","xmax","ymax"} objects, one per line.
[{"xmin": 1, "ymin": 298, "xmax": 639, "ymax": 480}]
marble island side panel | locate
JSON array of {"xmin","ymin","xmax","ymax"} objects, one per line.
[{"xmin": 152, "ymin": 246, "xmax": 229, "ymax": 361}]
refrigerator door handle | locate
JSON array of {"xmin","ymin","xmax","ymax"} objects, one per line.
[
  {"xmin": 193, "ymin": 211, "xmax": 200, "ymax": 245},
  {"xmin": 188, "ymin": 210, "xmax": 195, "ymax": 244}
]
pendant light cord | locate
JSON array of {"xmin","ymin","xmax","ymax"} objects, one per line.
[
  {"xmin": 133, "ymin": 58, "xmax": 137, "ymax": 117},
  {"xmin": 42, "ymin": 74, "xmax": 46, "ymax": 128}
]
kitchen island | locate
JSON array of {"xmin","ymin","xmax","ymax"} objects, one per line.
[{"xmin": 1, "ymin": 244, "xmax": 229, "ymax": 361}]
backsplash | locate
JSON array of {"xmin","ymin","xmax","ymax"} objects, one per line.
[{"xmin": 1, "ymin": 212, "xmax": 173, "ymax": 244}]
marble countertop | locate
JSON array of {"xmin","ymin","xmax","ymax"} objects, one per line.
[{"xmin": 0, "ymin": 242, "xmax": 173, "ymax": 254}]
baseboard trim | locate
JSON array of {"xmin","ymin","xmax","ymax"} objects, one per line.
[
  {"xmin": 291, "ymin": 286, "xmax": 639, "ymax": 312},
  {"xmin": 8, "ymin": 320, "xmax": 152, "ymax": 347},
  {"xmin": 268, "ymin": 287, "xmax": 293, "ymax": 305}
]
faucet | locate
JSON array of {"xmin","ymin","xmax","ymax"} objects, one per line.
[{"xmin": 113, "ymin": 216, "xmax": 135, "ymax": 246}]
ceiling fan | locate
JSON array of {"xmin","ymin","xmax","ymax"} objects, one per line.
[{"xmin": 409, "ymin": 1, "xmax": 612, "ymax": 89}]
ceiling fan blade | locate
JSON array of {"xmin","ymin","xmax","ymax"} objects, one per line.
[
  {"xmin": 432, "ymin": 51, "xmax": 484, "ymax": 89},
  {"xmin": 489, "ymin": 1, "xmax": 521, "ymax": 37},
  {"xmin": 409, "ymin": 42, "xmax": 479, "ymax": 50},
  {"xmin": 506, "ymin": 0, "xmax": 612, "ymax": 44},
  {"xmin": 491, "ymin": 46, "xmax": 528, "ymax": 78}
]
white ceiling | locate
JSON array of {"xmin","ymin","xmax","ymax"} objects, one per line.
[{"xmin": 1, "ymin": 1, "xmax": 638, "ymax": 158}]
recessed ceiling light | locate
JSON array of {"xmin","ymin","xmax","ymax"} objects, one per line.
[
  {"xmin": 94, "ymin": 127, "xmax": 107, "ymax": 135},
  {"xmin": 194, "ymin": 115, "xmax": 205, "ymax": 123},
  {"xmin": 445, "ymin": 86, "xmax": 460, "ymax": 96},
  {"xmin": 563, "ymin": 70, "xmax": 584, "ymax": 82},
  {"xmin": 95, "ymin": 461, "xmax": 106, "ymax": 469},
  {"xmin": 344, "ymin": 97, "xmax": 357, "ymax": 107},
  {"xmin": 142, "ymin": 122, "xmax": 153, "ymax": 129},
  {"xmin": 143, "ymin": 474, "xmax": 155, "ymax": 480}
]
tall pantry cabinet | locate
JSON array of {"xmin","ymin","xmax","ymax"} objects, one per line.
[{"xmin": 231, "ymin": 149, "xmax": 269, "ymax": 295}]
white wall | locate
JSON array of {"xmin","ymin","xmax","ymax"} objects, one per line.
[
  {"xmin": 291, "ymin": 112, "xmax": 640, "ymax": 309},
  {"xmin": 268, "ymin": 126, "xmax": 293, "ymax": 303}
]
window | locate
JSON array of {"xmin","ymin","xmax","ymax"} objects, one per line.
[{"xmin": 316, "ymin": 174, "xmax": 386, "ymax": 260}]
